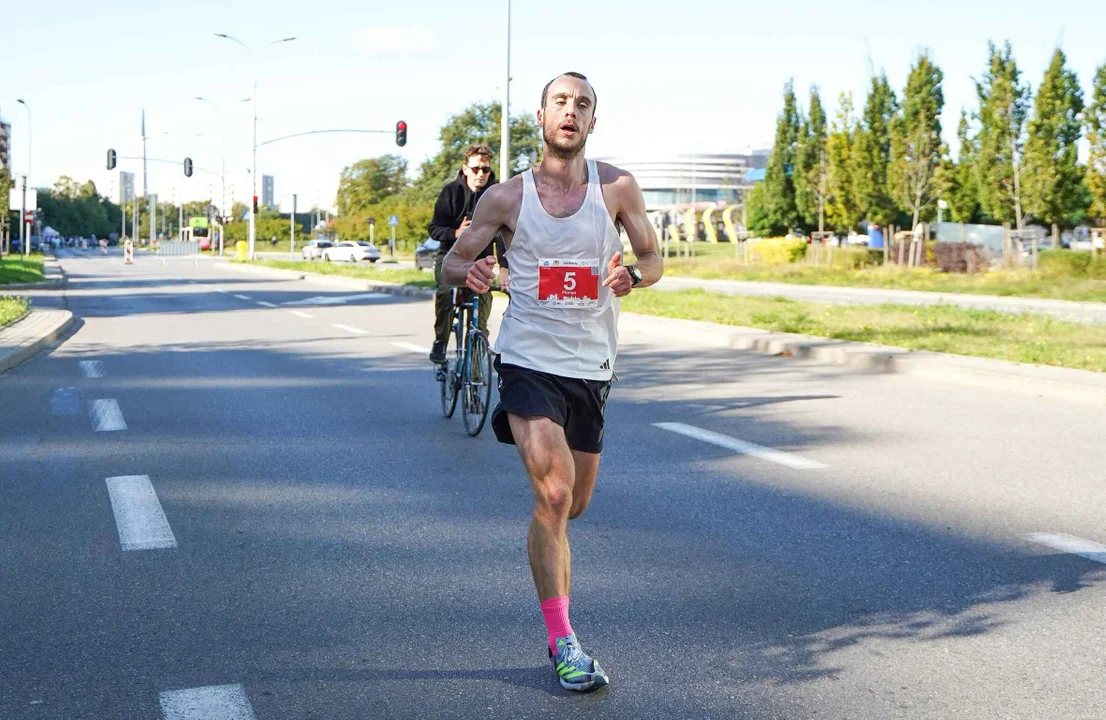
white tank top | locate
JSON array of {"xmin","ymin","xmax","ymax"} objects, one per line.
[{"xmin": 494, "ymin": 159, "xmax": 622, "ymax": 381}]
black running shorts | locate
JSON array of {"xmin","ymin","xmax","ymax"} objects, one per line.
[{"xmin": 491, "ymin": 357, "xmax": 612, "ymax": 454}]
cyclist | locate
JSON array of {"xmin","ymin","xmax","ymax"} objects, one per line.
[
  {"xmin": 428, "ymin": 144, "xmax": 509, "ymax": 364},
  {"xmin": 442, "ymin": 72, "xmax": 662, "ymax": 692}
]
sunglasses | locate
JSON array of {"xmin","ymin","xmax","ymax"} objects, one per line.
[{"xmin": 466, "ymin": 165, "xmax": 492, "ymax": 175}]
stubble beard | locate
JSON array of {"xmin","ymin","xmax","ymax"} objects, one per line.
[{"xmin": 542, "ymin": 119, "xmax": 588, "ymax": 161}]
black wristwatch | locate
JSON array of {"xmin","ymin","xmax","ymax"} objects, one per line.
[{"xmin": 627, "ymin": 264, "xmax": 644, "ymax": 287}]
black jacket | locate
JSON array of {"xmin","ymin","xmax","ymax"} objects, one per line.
[{"xmin": 428, "ymin": 170, "xmax": 508, "ymax": 267}]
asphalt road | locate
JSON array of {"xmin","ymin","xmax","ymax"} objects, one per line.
[
  {"xmin": 2, "ymin": 248, "xmax": 1104, "ymax": 719},
  {"xmin": 654, "ymin": 274, "xmax": 1106, "ymax": 324}
]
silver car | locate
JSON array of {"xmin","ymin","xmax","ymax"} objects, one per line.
[{"xmin": 302, "ymin": 239, "xmax": 334, "ymax": 260}]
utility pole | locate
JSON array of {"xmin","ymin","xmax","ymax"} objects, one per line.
[
  {"xmin": 142, "ymin": 109, "xmax": 150, "ymax": 244},
  {"xmin": 500, "ymin": 0, "xmax": 511, "ymax": 182}
]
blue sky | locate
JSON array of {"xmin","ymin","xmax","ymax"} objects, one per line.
[{"xmin": 3, "ymin": 0, "xmax": 1105, "ymax": 211}]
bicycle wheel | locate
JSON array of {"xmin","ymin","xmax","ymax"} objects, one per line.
[
  {"xmin": 439, "ymin": 321, "xmax": 461, "ymax": 418},
  {"xmin": 462, "ymin": 329, "xmax": 493, "ymax": 436}
]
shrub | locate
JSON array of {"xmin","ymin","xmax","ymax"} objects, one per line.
[
  {"xmin": 749, "ymin": 237, "xmax": 807, "ymax": 265},
  {"xmin": 1038, "ymin": 249, "xmax": 1091, "ymax": 276},
  {"xmin": 933, "ymin": 242, "xmax": 989, "ymax": 273},
  {"xmin": 829, "ymin": 246, "xmax": 877, "ymax": 270}
]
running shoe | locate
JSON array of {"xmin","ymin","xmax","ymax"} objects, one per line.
[{"xmin": 549, "ymin": 633, "xmax": 610, "ymax": 692}]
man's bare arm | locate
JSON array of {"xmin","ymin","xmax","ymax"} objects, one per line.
[
  {"xmin": 616, "ymin": 173, "xmax": 662, "ymax": 288},
  {"xmin": 442, "ymin": 184, "xmax": 510, "ymax": 292}
]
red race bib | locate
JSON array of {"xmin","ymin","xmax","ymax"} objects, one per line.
[{"xmin": 537, "ymin": 258, "xmax": 600, "ymax": 308}]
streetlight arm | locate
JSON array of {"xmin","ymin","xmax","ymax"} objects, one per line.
[{"xmin": 214, "ymin": 33, "xmax": 252, "ymax": 57}]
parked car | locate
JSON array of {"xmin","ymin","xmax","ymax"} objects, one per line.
[
  {"xmin": 414, "ymin": 238, "xmax": 440, "ymax": 270},
  {"xmin": 302, "ymin": 239, "xmax": 334, "ymax": 260},
  {"xmin": 323, "ymin": 241, "xmax": 381, "ymax": 263}
]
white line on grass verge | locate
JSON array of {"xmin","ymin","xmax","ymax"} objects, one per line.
[
  {"xmin": 256, "ymin": 300, "xmax": 277, "ymax": 308},
  {"xmin": 332, "ymin": 323, "xmax": 368, "ymax": 335},
  {"xmin": 653, "ymin": 422, "xmax": 827, "ymax": 470},
  {"xmin": 105, "ymin": 475, "xmax": 178, "ymax": 551},
  {"xmin": 159, "ymin": 684, "xmax": 255, "ymax": 720},
  {"xmin": 289, "ymin": 310, "xmax": 314, "ymax": 319},
  {"xmin": 392, "ymin": 341, "xmax": 431, "ymax": 354},
  {"xmin": 90, "ymin": 399, "xmax": 127, "ymax": 432},
  {"xmin": 1025, "ymin": 533, "xmax": 1106, "ymax": 564},
  {"xmin": 232, "ymin": 294, "xmax": 252, "ymax": 301},
  {"xmin": 79, "ymin": 360, "xmax": 105, "ymax": 378}
]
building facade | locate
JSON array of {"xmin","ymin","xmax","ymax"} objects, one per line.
[{"xmin": 594, "ymin": 151, "xmax": 769, "ymax": 211}]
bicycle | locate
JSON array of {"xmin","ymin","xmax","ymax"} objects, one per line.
[{"xmin": 436, "ymin": 286, "xmax": 502, "ymax": 436}]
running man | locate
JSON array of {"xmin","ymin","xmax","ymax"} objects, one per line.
[{"xmin": 442, "ymin": 72, "xmax": 662, "ymax": 692}]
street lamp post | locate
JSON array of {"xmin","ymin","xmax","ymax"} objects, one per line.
[
  {"xmin": 215, "ymin": 33, "xmax": 296, "ymax": 260},
  {"xmin": 500, "ymin": 0, "xmax": 511, "ymax": 182},
  {"xmin": 17, "ymin": 99, "xmax": 31, "ymax": 257},
  {"xmin": 194, "ymin": 97, "xmax": 227, "ymax": 232}
]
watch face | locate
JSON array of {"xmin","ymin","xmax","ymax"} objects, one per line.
[{"xmin": 629, "ymin": 266, "xmax": 643, "ymax": 284}]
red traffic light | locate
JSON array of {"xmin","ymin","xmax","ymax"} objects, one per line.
[{"xmin": 395, "ymin": 120, "xmax": 407, "ymax": 147}]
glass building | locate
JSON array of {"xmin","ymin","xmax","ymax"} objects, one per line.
[{"xmin": 594, "ymin": 151, "xmax": 769, "ymax": 211}]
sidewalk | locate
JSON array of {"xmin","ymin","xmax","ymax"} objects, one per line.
[
  {"xmin": 0, "ymin": 308, "xmax": 75, "ymax": 374},
  {"xmin": 654, "ymin": 275, "xmax": 1106, "ymax": 325}
]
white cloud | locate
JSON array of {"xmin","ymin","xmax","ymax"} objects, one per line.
[{"xmin": 352, "ymin": 25, "xmax": 439, "ymax": 55}]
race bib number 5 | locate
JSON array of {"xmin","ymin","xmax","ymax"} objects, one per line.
[{"xmin": 538, "ymin": 258, "xmax": 600, "ymax": 307}]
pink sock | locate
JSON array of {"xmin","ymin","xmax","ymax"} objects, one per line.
[{"xmin": 540, "ymin": 595, "xmax": 573, "ymax": 653}]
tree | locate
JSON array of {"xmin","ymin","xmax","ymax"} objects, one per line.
[
  {"xmin": 411, "ymin": 101, "xmax": 541, "ymax": 204},
  {"xmin": 53, "ymin": 176, "xmax": 80, "ymax": 199},
  {"xmin": 852, "ymin": 73, "xmax": 898, "ymax": 226},
  {"xmin": 941, "ymin": 110, "xmax": 981, "ymax": 223},
  {"xmin": 825, "ymin": 93, "xmax": 862, "ymax": 232},
  {"xmin": 335, "ymin": 155, "xmax": 409, "ymax": 214},
  {"xmin": 889, "ymin": 51, "xmax": 946, "ymax": 229},
  {"xmin": 1084, "ymin": 64, "xmax": 1106, "ymax": 224},
  {"xmin": 793, "ymin": 87, "xmax": 827, "ymax": 228},
  {"xmin": 749, "ymin": 80, "xmax": 802, "ymax": 235},
  {"xmin": 975, "ymin": 41, "xmax": 1031, "ymax": 229},
  {"xmin": 1023, "ymin": 48, "xmax": 1085, "ymax": 230}
]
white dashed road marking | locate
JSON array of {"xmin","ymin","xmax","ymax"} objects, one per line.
[
  {"xmin": 393, "ymin": 341, "xmax": 431, "ymax": 354},
  {"xmin": 331, "ymin": 323, "xmax": 368, "ymax": 335},
  {"xmin": 51, "ymin": 387, "xmax": 81, "ymax": 416},
  {"xmin": 1025, "ymin": 533, "xmax": 1106, "ymax": 564},
  {"xmin": 105, "ymin": 475, "xmax": 178, "ymax": 551},
  {"xmin": 90, "ymin": 399, "xmax": 127, "ymax": 432},
  {"xmin": 653, "ymin": 422, "xmax": 827, "ymax": 470},
  {"xmin": 256, "ymin": 300, "xmax": 277, "ymax": 308},
  {"xmin": 159, "ymin": 684, "xmax": 256, "ymax": 720},
  {"xmin": 289, "ymin": 310, "xmax": 314, "ymax": 319},
  {"xmin": 233, "ymin": 294, "xmax": 252, "ymax": 301},
  {"xmin": 285, "ymin": 292, "xmax": 389, "ymax": 306},
  {"xmin": 79, "ymin": 360, "xmax": 105, "ymax": 378}
]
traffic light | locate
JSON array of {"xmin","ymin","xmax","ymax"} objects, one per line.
[
  {"xmin": 395, "ymin": 120, "xmax": 407, "ymax": 147},
  {"xmin": 107, "ymin": 148, "xmax": 117, "ymax": 170},
  {"xmin": 253, "ymin": 196, "xmax": 259, "ymax": 215},
  {"xmin": 0, "ymin": 121, "xmax": 11, "ymax": 172},
  {"xmin": 183, "ymin": 157, "xmax": 193, "ymax": 178}
]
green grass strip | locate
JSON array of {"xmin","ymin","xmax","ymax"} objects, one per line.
[
  {"xmin": 0, "ymin": 296, "xmax": 29, "ymax": 329},
  {"xmin": 0, "ymin": 255, "xmax": 46, "ymax": 285},
  {"xmin": 241, "ymin": 259, "xmax": 436, "ymax": 289}
]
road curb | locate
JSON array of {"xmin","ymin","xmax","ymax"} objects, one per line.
[
  {"xmin": 0, "ymin": 308, "xmax": 75, "ymax": 374},
  {"xmin": 221, "ymin": 261, "xmax": 436, "ymax": 299},
  {"xmin": 620, "ymin": 312, "xmax": 1106, "ymax": 407}
]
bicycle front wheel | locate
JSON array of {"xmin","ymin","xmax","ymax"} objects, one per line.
[
  {"xmin": 440, "ymin": 323, "xmax": 461, "ymax": 418},
  {"xmin": 462, "ymin": 329, "xmax": 493, "ymax": 436}
]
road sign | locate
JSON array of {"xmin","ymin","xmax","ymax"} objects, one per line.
[
  {"xmin": 10, "ymin": 188, "xmax": 37, "ymax": 211},
  {"xmin": 388, "ymin": 215, "xmax": 399, "ymax": 227}
]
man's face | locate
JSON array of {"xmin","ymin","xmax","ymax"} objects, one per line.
[
  {"xmin": 463, "ymin": 155, "xmax": 493, "ymax": 191},
  {"xmin": 538, "ymin": 76, "xmax": 596, "ymax": 160}
]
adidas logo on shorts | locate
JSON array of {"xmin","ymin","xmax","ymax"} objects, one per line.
[{"xmin": 599, "ymin": 359, "xmax": 610, "ymax": 370}]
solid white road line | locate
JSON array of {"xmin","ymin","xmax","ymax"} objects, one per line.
[
  {"xmin": 51, "ymin": 387, "xmax": 81, "ymax": 417},
  {"xmin": 214, "ymin": 288, "xmax": 229, "ymax": 294},
  {"xmin": 393, "ymin": 341, "xmax": 431, "ymax": 354},
  {"xmin": 331, "ymin": 323, "xmax": 368, "ymax": 335},
  {"xmin": 79, "ymin": 360, "xmax": 105, "ymax": 378},
  {"xmin": 159, "ymin": 684, "xmax": 256, "ymax": 720},
  {"xmin": 289, "ymin": 310, "xmax": 314, "ymax": 319},
  {"xmin": 233, "ymin": 294, "xmax": 252, "ymax": 301},
  {"xmin": 256, "ymin": 300, "xmax": 277, "ymax": 308},
  {"xmin": 105, "ymin": 475, "xmax": 178, "ymax": 551},
  {"xmin": 1025, "ymin": 533, "xmax": 1106, "ymax": 564},
  {"xmin": 653, "ymin": 422, "xmax": 828, "ymax": 470},
  {"xmin": 90, "ymin": 399, "xmax": 127, "ymax": 432}
]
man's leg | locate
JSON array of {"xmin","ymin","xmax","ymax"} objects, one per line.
[
  {"xmin": 509, "ymin": 414, "xmax": 575, "ymax": 601},
  {"xmin": 565, "ymin": 451, "xmax": 600, "ymax": 595},
  {"xmin": 431, "ymin": 254, "xmax": 452, "ymax": 361},
  {"xmin": 477, "ymin": 290, "xmax": 493, "ymax": 336}
]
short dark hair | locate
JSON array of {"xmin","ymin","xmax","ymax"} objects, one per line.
[
  {"xmin": 463, "ymin": 144, "xmax": 494, "ymax": 163},
  {"xmin": 540, "ymin": 72, "xmax": 597, "ymax": 111}
]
